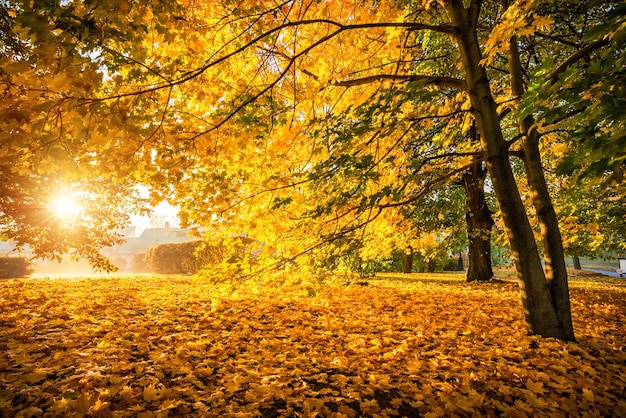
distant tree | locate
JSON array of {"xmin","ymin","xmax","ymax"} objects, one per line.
[
  {"xmin": 0, "ymin": 256, "xmax": 33, "ymax": 278},
  {"xmin": 462, "ymin": 158, "xmax": 495, "ymax": 282},
  {"xmin": 554, "ymin": 179, "xmax": 626, "ymax": 262}
]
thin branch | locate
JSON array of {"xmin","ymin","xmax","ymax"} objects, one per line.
[
  {"xmin": 406, "ymin": 108, "xmax": 469, "ymax": 122},
  {"xmin": 534, "ymin": 32, "xmax": 580, "ymax": 48},
  {"xmin": 543, "ymin": 106, "xmax": 585, "ymax": 126},
  {"xmin": 74, "ymin": 19, "xmax": 456, "ymax": 104},
  {"xmin": 498, "ymin": 107, "xmax": 512, "ymax": 121},
  {"xmin": 100, "ymin": 46, "xmax": 172, "ymax": 83},
  {"xmin": 216, "ymin": 175, "xmax": 316, "ymax": 215},
  {"xmin": 332, "ymin": 74, "xmax": 467, "ymax": 91},
  {"xmin": 300, "ymin": 67, "xmax": 319, "ymax": 80},
  {"xmin": 379, "ymin": 163, "xmax": 473, "ymax": 209},
  {"xmin": 413, "ymin": 151, "xmax": 479, "ymax": 169},
  {"xmin": 236, "ymin": 206, "xmax": 385, "ymax": 279}
]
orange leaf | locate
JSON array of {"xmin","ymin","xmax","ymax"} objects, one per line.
[
  {"xmin": 143, "ymin": 385, "xmax": 161, "ymax": 402},
  {"xmin": 25, "ymin": 368, "xmax": 47, "ymax": 383},
  {"xmin": 525, "ymin": 379, "xmax": 544, "ymax": 394},
  {"xmin": 582, "ymin": 388, "xmax": 595, "ymax": 402}
]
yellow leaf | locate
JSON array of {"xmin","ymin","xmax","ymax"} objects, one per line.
[
  {"xmin": 25, "ymin": 368, "xmax": 47, "ymax": 383},
  {"xmin": 91, "ymin": 398, "xmax": 108, "ymax": 412},
  {"xmin": 109, "ymin": 374, "xmax": 126, "ymax": 386},
  {"xmin": 360, "ymin": 398, "xmax": 380, "ymax": 414},
  {"xmin": 143, "ymin": 385, "xmax": 161, "ymax": 402},
  {"xmin": 96, "ymin": 340, "xmax": 110, "ymax": 349},
  {"xmin": 582, "ymin": 388, "xmax": 595, "ymax": 402},
  {"xmin": 18, "ymin": 406, "xmax": 43, "ymax": 417},
  {"xmin": 75, "ymin": 393, "xmax": 93, "ymax": 414},
  {"xmin": 49, "ymin": 398, "xmax": 70, "ymax": 414},
  {"xmin": 119, "ymin": 385, "xmax": 134, "ymax": 400},
  {"xmin": 160, "ymin": 398, "xmax": 183, "ymax": 410},
  {"xmin": 504, "ymin": 406, "xmax": 529, "ymax": 418},
  {"xmin": 337, "ymin": 404, "xmax": 358, "ymax": 417},
  {"xmin": 525, "ymin": 379, "xmax": 544, "ymax": 394},
  {"xmin": 424, "ymin": 407, "xmax": 446, "ymax": 418},
  {"xmin": 193, "ymin": 367, "xmax": 214, "ymax": 378}
]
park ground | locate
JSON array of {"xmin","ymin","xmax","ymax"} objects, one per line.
[{"xmin": 1, "ymin": 272, "xmax": 625, "ymax": 417}]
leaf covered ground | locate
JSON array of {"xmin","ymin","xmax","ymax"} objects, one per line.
[{"xmin": 1, "ymin": 273, "xmax": 625, "ymax": 417}]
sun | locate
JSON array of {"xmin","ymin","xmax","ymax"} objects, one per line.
[{"xmin": 51, "ymin": 195, "xmax": 84, "ymax": 220}]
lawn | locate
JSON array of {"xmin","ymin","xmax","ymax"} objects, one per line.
[{"xmin": 1, "ymin": 273, "xmax": 625, "ymax": 417}]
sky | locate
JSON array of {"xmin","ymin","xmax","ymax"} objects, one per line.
[{"xmin": 130, "ymin": 201, "xmax": 180, "ymax": 228}]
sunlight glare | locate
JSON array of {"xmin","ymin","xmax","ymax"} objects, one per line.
[{"xmin": 51, "ymin": 195, "xmax": 83, "ymax": 220}]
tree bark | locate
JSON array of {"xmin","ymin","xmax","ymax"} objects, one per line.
[
  {"xmin": 427, "ymin": 258, "xmax": 437, "ymax": 273},
  {"xmin": 507, "ymin": 31, "xmax": 575, "ymax": 341},
  {"xmin": 403, "ymin": 249, "xmax": 413, "ymax": 273},
  {"xmin": 572, "ymin": 256, "xmax": 582, "ymax": 270},
  {"xmin": 463, "ymin": 156, "xmax": 494, "ymax": 282},
  {"xmin": 444, "ymin": 0, "xmax": 575, "ymax": 340}
]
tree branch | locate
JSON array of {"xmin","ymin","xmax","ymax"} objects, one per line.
[
  {"xmin": 379, "ymin": 163, "xmax": 474, "ymax": 209},
  {"xmin": 469, "ymin": 0, "xmax": 482, "ymax": 30},
  {"xmin": 331, "ymin": 74, "xmax": 467, "ymax": 91},
  {"xmin": 75, "ymin": 19, "xmax": 456, "ymax": 104},
  {"xmin": 549, "ymin": 39, "xmax": 610, "ymax": 83},
  {"xmin": 534, "ymin": 32, "xmax": 580, "ymax": 48}
]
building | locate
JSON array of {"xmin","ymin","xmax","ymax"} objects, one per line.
[
  {"xmin": 101, "ymin": 222, "xmax": 198, "ymax": 271},
  {"xmin": 1, "ymin": 222, "xmax": 198, "ymax": 275}
]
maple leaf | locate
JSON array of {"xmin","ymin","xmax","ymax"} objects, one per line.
[
  {"xmin": 143, "ymin": 385, "xmax": 162, "ymax": 402},
  {"xmin": 91, "ymin": 398, "xmax": 109, "ymax": 412},
  {"xmin": 525, "ymin": 379, "xmax": 545, "ymax": 394},
  {"xmin": 25, "ymin": 368, "xmax": 48, "ymax": 383},
  {"xmin": 359, "ymin": 398, "xmax": 380, "ymax": 414},
  {"xmin": 582, "ymin": 388, "xmax": 595, "ymax": 402}
]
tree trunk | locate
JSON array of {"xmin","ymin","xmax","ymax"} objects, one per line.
[
  {"xmin": 507, "ymin": 32, "xmax": 575, "ymax": 341},
  {"xmin": 427, "ymin": 258, "xmax": 437, "ymax": 273},
  {"xmin": 463, "ymin": 130, "xmax": 494, "ymax": 282},
  {"xmin": 444, "ymin": 0, "xmax": 575, "ymax": 340},
  {"xmin": 403, "ymin": 249, "xmax": 413, "ymax": 273},
  {"xmin": 572, "ymin": 256, "xmax": 582, "ymax": 270}
]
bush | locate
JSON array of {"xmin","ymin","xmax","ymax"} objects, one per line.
[
  {"xmin": 144, "ymin": 238, "xmax": 254, "ymax": 275},
  {"xmin": 0, "ymin": 255, "xmax": 34, "ymax": 278},
  {"xmin": 145, "ymin": 241, "xmax": 207, "ymax": 274},
  {"xmin": 443, "ymin": 255, "xmax": 464, "ymax": 271}
]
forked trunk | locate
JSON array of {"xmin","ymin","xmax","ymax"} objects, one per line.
[
  {"xmin": 444, "ymin": 0, "xmax": 575, "ymax": 340},
  {"xmin": 520, "ymin": 130, "xmax": 575, "ymax": 341},
  {"xmin": 508, "ymin": 34, "xmax": 575, "ymax": 341}
]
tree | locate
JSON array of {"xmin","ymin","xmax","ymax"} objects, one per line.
[
  {"xmin": 514, "ymin": 1, "xmax": 626, "ymax": 271},
  {"xmin": 462, "ymin": 157, "xmax": 495, "ymax": 282},
  {"xmin": 519, "ymin": 1, "xmax": 626, "ymax": 186},
  {"xmin": 3, "ymin": 0, "xmax": 624, "ymax": 340},
  {"xmin": 553, "ymin": 177, "xmax": 626, "ymax": 263},
  {"xmin": 0, "ymin": 1, "xmax": 161, "ymax": 270},
  {"xmin": 459, "ymin": 123, "xmax": 495, "ymax": 282},
  {"xmin": 401, "ymin": 185, "xmax": 468, "ymax": 274}
]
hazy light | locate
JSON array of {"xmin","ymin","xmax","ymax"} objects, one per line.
[{"xmin": 50, "ymin": 195, "xmax": 83, "ymax": 220}]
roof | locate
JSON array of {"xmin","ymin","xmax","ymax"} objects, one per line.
[
  {"xmin": 2, "ymin": 225, "xmax": 198, "ymax": 259},
  {"xmin": 110, "ymin": 226, "xmax": 197, "ymax": 253}
]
